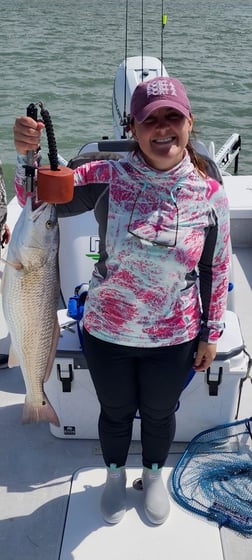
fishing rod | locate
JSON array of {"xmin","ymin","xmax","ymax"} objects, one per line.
[
  {"xmin": 161, "ymin": 1, "xmax": 168, "ymax": 76},
  {"xmin": 141, "ymin": 0, "xmax": 144, "ymax": 81},
  {"xmin": 120, "ymin": 1, "xmax": 168, "ymax": 136},
  {"xmin": 120, "ymin": 0, "xmax": 129, "ymax": 138},
  {"xmin": 120, "ymin": 0, "xmax": 146, "ymax": 137}
]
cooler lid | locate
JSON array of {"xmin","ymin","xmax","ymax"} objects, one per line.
[{"xmin": 216, "ymin": 310, "xmax": 244, "ymax": 360}]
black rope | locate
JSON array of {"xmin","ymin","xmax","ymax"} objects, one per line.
[{"xmin": 39, "ymin": 102, "xmax": 58, "ymax": 171}]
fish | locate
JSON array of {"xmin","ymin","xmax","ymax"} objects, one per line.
[{"xmin": 1, "ymin": 197, "xmax": 60, "ymax": 426}]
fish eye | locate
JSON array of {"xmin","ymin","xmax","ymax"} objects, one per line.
[{"xmin": 46, "ymin": 220, "xmax": 53, "ymax": 229}]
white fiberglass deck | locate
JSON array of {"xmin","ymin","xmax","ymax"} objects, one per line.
[
  {"xmin": 1, "ymin": 169, "xmax": 252, "ymax": 559},
  {"xmin": 59, "ymin": 467, "xmax": 224, "ymax": 560}
]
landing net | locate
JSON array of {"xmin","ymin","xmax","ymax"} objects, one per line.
[{"xmin": 172, "ymin": 418, "xmax": 252, "ymax": 535}]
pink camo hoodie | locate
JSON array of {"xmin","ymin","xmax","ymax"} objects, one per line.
[{"xmin": 15, "ymin": 150, "xmax": 230, "ymax": 347}]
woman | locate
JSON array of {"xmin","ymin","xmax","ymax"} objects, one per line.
[{"xmin": 13, "ymin": 76, "xmax": 230, "ymax": 525}]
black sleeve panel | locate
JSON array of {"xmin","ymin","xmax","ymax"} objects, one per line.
[{"xmin": 198, "ymin": 218, "xmax": 218, "ymax": 338}]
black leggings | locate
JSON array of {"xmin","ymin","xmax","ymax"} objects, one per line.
[{"xmin": 83, "ymin": 328, "xmax": 198, "ymax": 469}]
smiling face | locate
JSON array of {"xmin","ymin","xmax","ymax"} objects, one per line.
[{"xmin": 131, "ymin": 107, "xmax": 194, "ymax": 171}]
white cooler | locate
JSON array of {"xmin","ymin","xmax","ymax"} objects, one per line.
[{"xmin": 45, "ymin": 310, "xmax": 250, "ymax": 441}]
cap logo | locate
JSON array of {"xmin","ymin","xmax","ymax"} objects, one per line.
[{"xmin": 146, "ymin": 80, "xmax": 177, "ymax": 98}]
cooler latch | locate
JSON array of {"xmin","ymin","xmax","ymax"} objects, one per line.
[
  {"xmin": 57, "ymin": 363, "xmax": 73, "ymax": 392},
  {"xmin": 206, "ymin": 366, "xmax": 223, "ymax": 396}
]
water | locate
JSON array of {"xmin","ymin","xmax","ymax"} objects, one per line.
[{"xmin": 0, "ymin": 0, "xmax": 251, "ymax": 198}]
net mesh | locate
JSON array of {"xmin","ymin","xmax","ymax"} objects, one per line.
[{"xmin": 172, "ymin": 418, "xmax": 252, "ymax": 535}]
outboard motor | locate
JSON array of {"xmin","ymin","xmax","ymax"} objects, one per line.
[{"xmin": 112, "ymin": 55, "xmax": 169, "ymax": 139}]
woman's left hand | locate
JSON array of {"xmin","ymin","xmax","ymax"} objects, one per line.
[{"xmin": 193, "ymin": 341, "xmax": 217, "ymax": 371}]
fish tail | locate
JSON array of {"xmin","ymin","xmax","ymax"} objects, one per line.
[{"xmin": 22, "ymin": 395, "xmax": 60, "ymax": 426}]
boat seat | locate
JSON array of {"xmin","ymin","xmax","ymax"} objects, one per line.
[
  {"xmin": 78, "ymin": 138, "xmax": 135, "ymax": 155},
  {"xmin": 67, "ymin": 150, "xmax": 123, "ymax": 170}
]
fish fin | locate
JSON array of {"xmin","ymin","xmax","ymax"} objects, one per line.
[
  {"xmin": 0, "ymin": 257, "xmax": 23, "ymax": 270},
  {"xmin": 22, "ymin": 394, "xmax": 60, "ymax": 426},
  {"xmin": 8, "ymin": 344, "xmax": 20, "ymax": 367},
  {"xmin": 43, "ymin": 318, "xmax": 60, "ymax": 383}
]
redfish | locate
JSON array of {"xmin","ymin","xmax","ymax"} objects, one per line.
[{"xmin": 1, "ymin": 198, "xmax": 60, "ymax": 425}]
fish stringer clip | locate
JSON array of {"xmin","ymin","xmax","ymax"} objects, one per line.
[{"xmin": 25, "ymin": 101, "xmax": 74, "ymax": 204}]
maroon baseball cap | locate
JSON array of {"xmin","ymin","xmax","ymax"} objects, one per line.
[{"xmin": 130, "ymin": 76, "xmax": 191, "ymax": 122}]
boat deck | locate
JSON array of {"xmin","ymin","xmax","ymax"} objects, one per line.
[
  {"xmin": 1, "ymin": 360, "xmax": 251, "ymax": 559},
  {"xmin": 1, "ymin": 174, "xmax": 252, "ymax": 559}
]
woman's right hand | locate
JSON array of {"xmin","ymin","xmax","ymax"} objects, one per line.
[{"xmin": 13, "ymin": 117, "xmax": 45, "ymax": 155}]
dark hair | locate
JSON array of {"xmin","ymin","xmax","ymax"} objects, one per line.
[{"xmin": 187, "ymin": 138, "xmax": 208, "ymax": 176}]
